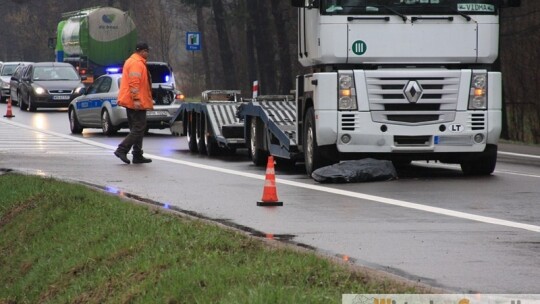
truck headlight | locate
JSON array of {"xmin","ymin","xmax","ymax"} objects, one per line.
[
  {"xmin": 338, "ymin": 72, "xmax": 357, "ymax": 110},
  {"xmin": 469, "ymin": 72, "xmax": 487, "ymax": 110},
  {"xmin": 339, "ymin": 96, "xmax": 354, "ymax": 109},
  {"xmin": 339, "ymin": 75, "xmax": 352, "ymax": 89}
]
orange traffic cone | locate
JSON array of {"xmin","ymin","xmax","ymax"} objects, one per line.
[
  {"xmin": 257, "ymin": 156, "xmax": 283, "ymax": 207},
  {"xmin": 3, "ymin": 97, "xmax": 15, "ymax": 118}
]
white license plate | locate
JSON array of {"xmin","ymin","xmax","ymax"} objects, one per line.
[
  {"xmin": 147, "ymin": 111, "xmax": 168, "ymax": 116},
  {"xmin": 53, "ymin": 95, "xmax": 70, "ymax": 100}
]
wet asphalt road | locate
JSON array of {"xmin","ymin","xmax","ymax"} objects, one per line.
[{"xmin": 1, "ymin": 105, "xmax": 540, "ymax": 293}]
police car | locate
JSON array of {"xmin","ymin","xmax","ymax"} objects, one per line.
[{"xmin": 68, "ymin": 72, "xmax": 184, "ymax": 136}]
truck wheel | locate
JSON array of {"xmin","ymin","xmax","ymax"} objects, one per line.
[
  {"xmin": 460, "ymin": 144, "xmax": 497, "ymax": 176},
  {"xmin": 249, "ymin": 117, "xmax": 268, "ymax": 166},
  {"xmin": 187, "ymin": 112, "xmax": 198, "ymax": 153},
  {"xmin": 304, "ymin": 107, "xmax": 329, "ymax": 176},
  {"xmin": 69, "ymin": 107, "xmax": 83, "ymax": 134},
  {"xmin": 196, "ymin": 113, "xmax": 207, "ymax": 154},
  {"xmin": 101, "ymin": 110, "xmax": 117, "ymax": 136}
]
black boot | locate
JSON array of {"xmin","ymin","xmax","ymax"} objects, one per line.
[
  {"xmin": 114, "ymin": 150, "xmax": 131, "ymax": 164},
  {"xmin": 132, "ymin": 153, "xmax": 152, "ymax": 164}
]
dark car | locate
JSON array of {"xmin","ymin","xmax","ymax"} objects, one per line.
[
  {"xmin": 9, "ymin": 63, "xmax": 32, "ymax": 106},
  {"xmin": 19, "ymin": 62, "xmax": 86, "ymax": 112},
  {"xmin": 0, "ymin": 61, "xmax": 32, "ymax": 103}
]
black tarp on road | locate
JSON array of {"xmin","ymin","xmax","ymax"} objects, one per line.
[{"xmin": 312, "ymin": 158, "xmax": 398, "ymax": 183}]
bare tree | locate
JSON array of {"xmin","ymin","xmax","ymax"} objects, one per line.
[
  {"xmin": 271, "ymin": 1, "xmax": 293, "ymax": 94},
  {"xmin": 210, "ymin": 0, "xmax": 238, "ymax": 89}
]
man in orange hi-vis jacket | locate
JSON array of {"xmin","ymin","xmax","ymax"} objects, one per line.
[{"xmin": 114, "ymin": 42, "xmax": 154, "ymax": 164}]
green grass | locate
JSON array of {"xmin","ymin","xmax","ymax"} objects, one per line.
[{"xmin": 0, "ymin": 173, "xmax": 421, "ymax": 303}]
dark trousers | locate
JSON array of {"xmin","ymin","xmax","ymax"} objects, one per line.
[{"xmin": 117, "ymin": 108, "xmax": 147, "ymax": 155}]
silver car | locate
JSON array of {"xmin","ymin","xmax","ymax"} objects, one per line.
[
  {"xmin": 0, "ymin": 61, "xmax": 32, "ymax": 103},
  {"xmin": 68, "ymin": 73, "xmax": 184, "ymax": 136}
]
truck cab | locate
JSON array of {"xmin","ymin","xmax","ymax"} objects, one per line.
[{"xmin": 290, "ymin": 0, "xmax": 520, "ymax": 175}]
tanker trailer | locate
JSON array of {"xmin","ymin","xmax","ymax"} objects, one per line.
[{"xmin": 53, "ymin": 7, "xmax": 137, "ymax": 84}]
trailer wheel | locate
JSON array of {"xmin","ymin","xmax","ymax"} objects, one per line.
[
  {"xmin": 460, "ymin": 144, "xmax": 497, "ymax": 176},
  {"xmin": 196, "ymin": 113, "xmax": 207, "ymax": 154},
  {"xmin": 304, "ymin": 107, "xmax": 329, "ymax": 176},
  {"xmin": 204, "ymin": 118, "xmax": 221, "ymax": 156},
  {"xmin": 187, "ymin": 112, "xmax": 198, "ymax": 152},
  {"xmin": 249, "ymin": 117, "xmax": 268, "ymax": 166}
]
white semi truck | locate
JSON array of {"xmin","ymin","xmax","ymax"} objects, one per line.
[{"xmin": 238, "ymin": 0, "xmax": 521, "ymax": 176}]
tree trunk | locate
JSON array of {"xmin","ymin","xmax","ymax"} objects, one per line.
[
  {"xmin": 271, "ymin": 1, "xmax": 293, "ymax": 95},
  {"xmin": 211, "ymin": 0, "xmax": 238, "ymax": 89},
  {"xmin": 245, "ymin": 0, "xmax": 258, "ymax": 94},
  {"xmin": 253, "ymin": 0, "xmax": 277, "ymax": 95},
  {"xmin": 197, "ymin": 4, "xmax": 212, "ymax": 89}
]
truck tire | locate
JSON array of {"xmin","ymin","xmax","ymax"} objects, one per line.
[
  {"xmin": 460, "ymin": 144, "xmax": 498, "ymax": 176},
  {"xmin": 196, "ymin": 113, "xmax": 207, "ymax": 154},
  {"xmin": 204, "ymin": 119, "xmax": 220, "ymax": 156},
  {"xmin": 69, "ymin": 107, "xmax": 83, "ymax": 134},
  {"xmin": 187, "ymin": 112, "xmax": 198, "ymax": 152},
  {"xmin": 249, "ymin": 117, "xmax": 268, "ymax": 166},
  {"xmin": 304, "ymin": 107, "xmax": 331, "ymax": 176},
  {"xmin": 101, "ymin": 110, "xmax": 117, "ymax": 136}
]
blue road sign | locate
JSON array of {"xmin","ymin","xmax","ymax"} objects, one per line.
[{"xmin": 186, "ymin": 32, "xmax": 201, "ymax": 51}]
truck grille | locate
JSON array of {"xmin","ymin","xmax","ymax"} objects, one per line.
[{"xmin": 365, "ymin": 70, "xmax": 461, "ymax": 125}]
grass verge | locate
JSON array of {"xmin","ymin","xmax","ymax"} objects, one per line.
[{"xmin": 0, "ymin": 173, "xmax": 424, "ymax": 303}]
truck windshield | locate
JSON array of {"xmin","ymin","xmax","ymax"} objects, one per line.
[{"xmin": 322, "ymin": 0, "xmax": 499, "ymax": 15}]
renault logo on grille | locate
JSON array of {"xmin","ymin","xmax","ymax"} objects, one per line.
[{"xmin": 404, "ymin": 80, "xmax": 423, "ymax": 103}]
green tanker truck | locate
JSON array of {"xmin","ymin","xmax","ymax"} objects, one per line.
[{"xmin": 52, "ymin": 7, "xmax": 137, "ymax": 84}]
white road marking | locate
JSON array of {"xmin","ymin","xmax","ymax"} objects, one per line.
[
  {"xmin": 499, "ymin": 151, "xmax": 540, "ymax": 160},
  {"xmin": 2, "ymin": 119, "xmax": 540, "ymax": 233}
]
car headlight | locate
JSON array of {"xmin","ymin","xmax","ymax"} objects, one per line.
[
  {"xmin": 468, "ymin": 72, "xmax": 487, "ymax": 110},
  {"xmin": 1, "ymin": 81, "xmax": 9, "ymax": 89},
  {"xmin": 34, "ymin": 86, "xmax": 46, "ymax": 95}
]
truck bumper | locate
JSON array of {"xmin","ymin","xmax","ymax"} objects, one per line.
[{"xmin": 316, "ymin": 110, "xmax": 500, "ymax": 154}]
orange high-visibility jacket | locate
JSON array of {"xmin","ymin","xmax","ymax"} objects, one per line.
[{"xmin": 118, "ymin": 53, "xmax": 153, "ymax": 110}]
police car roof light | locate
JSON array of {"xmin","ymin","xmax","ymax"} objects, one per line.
[{"xmin": 106, "ymin": 67, "xmax": 121, "ymax": 74}]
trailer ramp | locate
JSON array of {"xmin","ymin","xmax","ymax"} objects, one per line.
[{"xmin": 238, "ymin": 95, "xmax": 300, "ymax": 159}]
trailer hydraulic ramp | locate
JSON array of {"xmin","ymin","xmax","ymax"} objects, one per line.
[{"xmin": 238, "ymin": 95, "xmax": 300, "ymax": 159}]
